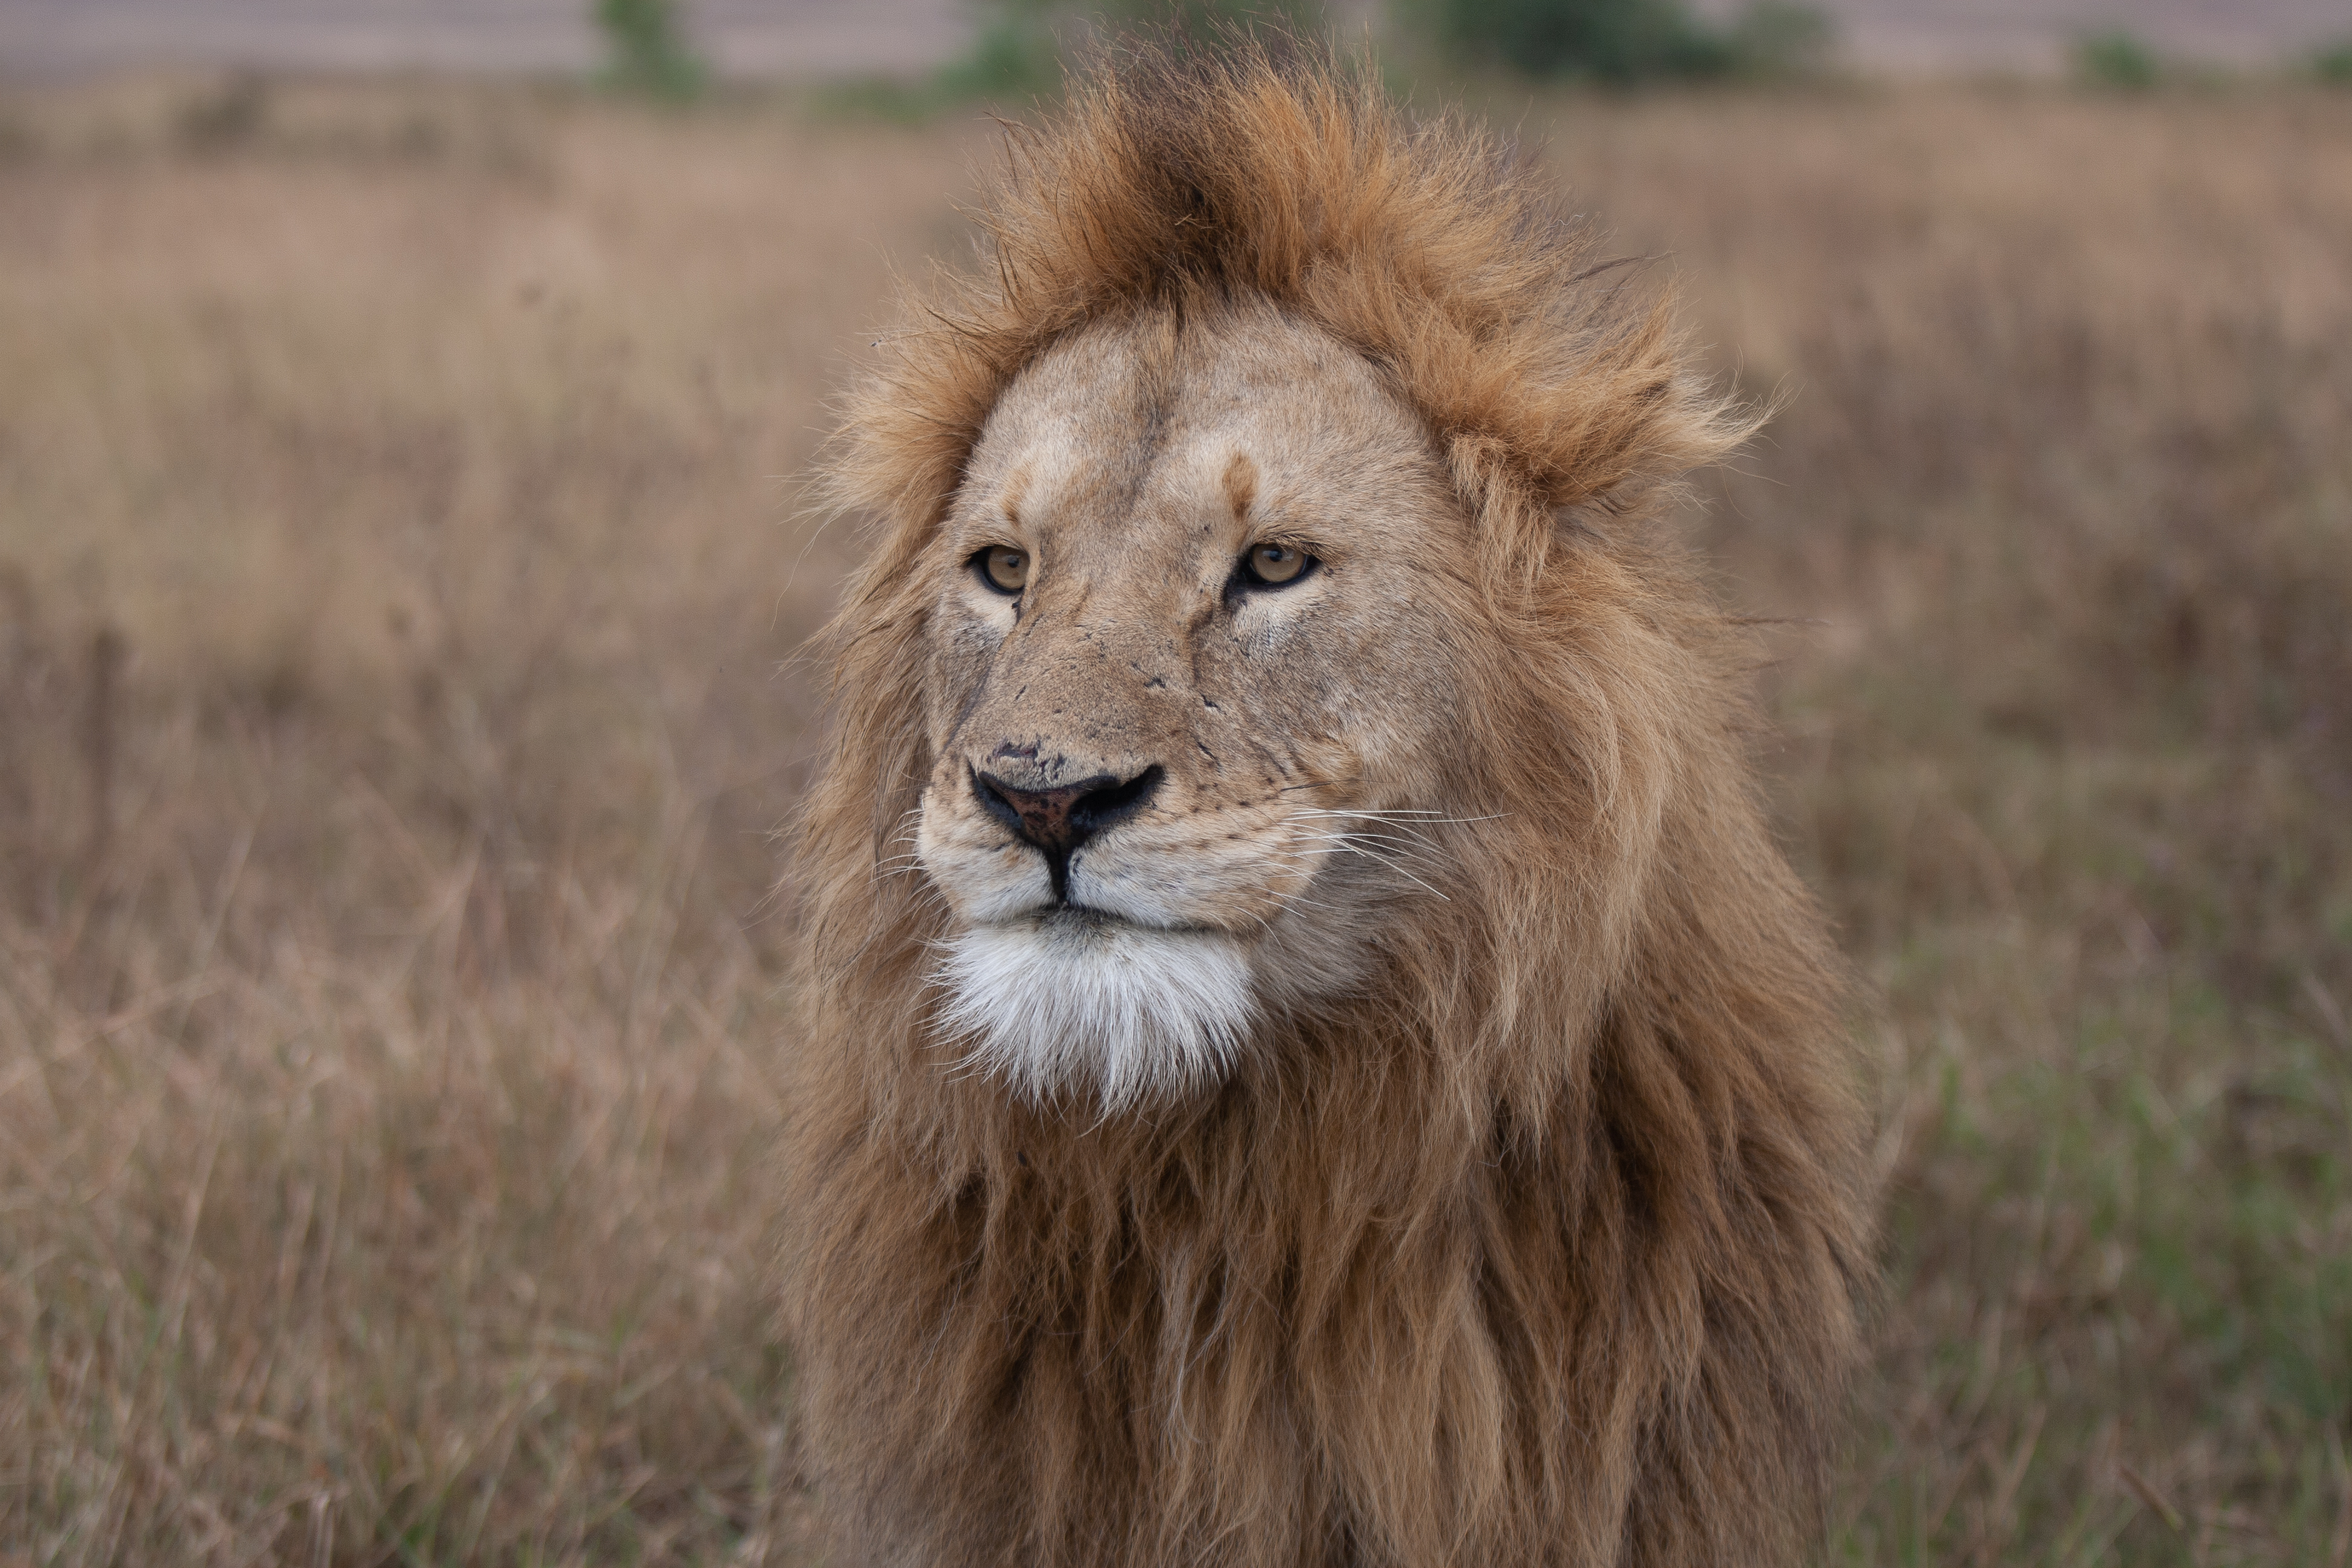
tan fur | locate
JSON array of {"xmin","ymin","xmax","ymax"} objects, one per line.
[{"xmin": 778, "ymin": 44, "xmax": 1873, "ymax": 1567}]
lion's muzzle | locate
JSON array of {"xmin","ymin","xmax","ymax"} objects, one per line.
[{"xmin": 970, "ymin": 762, "xmax": 1166, "ymax": 903}]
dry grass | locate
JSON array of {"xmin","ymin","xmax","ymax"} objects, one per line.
[
  {"xmin": 0, "ymin": 72, "xmax": 2347, "ymax": 1565},
  {"xmin": 1557, "ymin": 87, "xmax": 2352, "ymax": 1566}
]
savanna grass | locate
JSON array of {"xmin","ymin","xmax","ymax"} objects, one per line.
[{"xmin": 1, "ymin": 73, "xmax": 2347, "ymax": 1564}]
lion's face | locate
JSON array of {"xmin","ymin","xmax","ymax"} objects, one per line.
[{"xmin": 910, "ymin": 304, "xmax": 1469, "ymax": 1107}]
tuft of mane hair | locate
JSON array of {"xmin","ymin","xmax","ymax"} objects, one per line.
[{"xmin": 779, "ymin": 40, "xmax": 1877, "ymax": 1568}]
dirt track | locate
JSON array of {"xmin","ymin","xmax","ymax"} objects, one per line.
[
  {"xmin": 1784, "ymin": 0, "xmax": 2351, "ymax": 68},
  {"xmin": 1, "ymin": 0, "xmax": 2345, "ymax": 79},
  {"xmin": 0, "ymin": 0, "xmax": 970, "ymax": 79}
]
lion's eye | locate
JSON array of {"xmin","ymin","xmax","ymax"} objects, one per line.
[
  {"xmin": 1241, "ymin": 542, "xmax": 1313, "ymax": 588},
  {"xmin": 975, "ymin": 546, "xmax": 1028, "ymax": 595}
]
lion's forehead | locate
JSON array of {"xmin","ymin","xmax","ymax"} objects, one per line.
[{"xmin": 963, "ymin": 307, "xmax": 1434, "ymax": 559}]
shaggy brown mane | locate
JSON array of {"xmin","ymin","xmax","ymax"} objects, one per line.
[
  {"xmin": 780, "ymin": 42, "xmax": 1875, "ymax": 1568},
  {"xmin": 825, "ymin": 44, "xmax": 1747, "ymax": 579}
]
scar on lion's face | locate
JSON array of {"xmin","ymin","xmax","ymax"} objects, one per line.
[{"xmin": 910, "ymin": 302, "xmax": 1464, "ymax": 1107}]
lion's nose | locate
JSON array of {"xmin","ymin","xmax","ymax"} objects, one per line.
[{"xmin": 971, "ymin": 763, "xmax": 1165, "ymax": 900}]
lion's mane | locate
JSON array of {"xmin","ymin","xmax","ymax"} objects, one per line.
[{"xmin": 779, "ymin": 44, "xmax": 1875, "ymax": 1568}]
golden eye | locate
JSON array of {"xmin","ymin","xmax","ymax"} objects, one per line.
[
  {"xmin": 978, "ymin": 546, "xmax": 1028, "ymax": 595},
  {"xmin": 1243, "ymin": 541, "xmax": 1311, "ymax": 587}
]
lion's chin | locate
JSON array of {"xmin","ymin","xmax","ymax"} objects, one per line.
[{"xmin": 933, "ymin": 912, "xmax": 1256, "ymax": 1112}]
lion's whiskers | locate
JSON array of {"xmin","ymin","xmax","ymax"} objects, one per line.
[{"xmin": 1279, "ymin": 826, "xmax": 1452, "ymax": 901}]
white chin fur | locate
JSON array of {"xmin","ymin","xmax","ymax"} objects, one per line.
[{"xmin": 934, "ymin": 917, "xmax": 1256, "ymax": 1111}]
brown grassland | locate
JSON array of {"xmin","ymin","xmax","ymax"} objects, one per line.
[{"xmin": 0, "ymin": 70, "xmax": 2347, "ymax": 1566}]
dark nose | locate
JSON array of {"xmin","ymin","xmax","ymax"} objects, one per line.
[{"xmin": 971, "ymin": 763, "xmax": 1165, "ymax": 903}]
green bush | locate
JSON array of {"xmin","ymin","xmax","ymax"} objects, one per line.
[
  {"xmin": 1426, "ymin": 0, "xmax": 1726, "ymax": 81},
  {"xmin": 2074, "ymin": 29, "xmax": 2160, "ymax": 90},
  {"xmin": 1420, "ymin": 0, "xmax": 1832, "ymax": 84},
  {"xmin": 931, "ymin": 7, "xmax": 1066, "ymax": 103},
  {"xmin": 595, "ymin": 0, "xmax": 707, "ymax": 101},
  {"xmin": 2314, "ymin": 38, "xmax": 2352, "ymax": 84},
  {"xmin": 1729, "ymin": 1, "xmax": 1834, "ymax": 76}
]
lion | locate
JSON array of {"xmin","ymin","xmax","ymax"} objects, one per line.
[{"xmin": 776, "ymin": 44, "xmax": 1875, "ymax": 1568}]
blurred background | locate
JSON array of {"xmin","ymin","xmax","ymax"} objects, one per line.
[
  {"xmin": 1, "ymin": 2, "xmax": 2347, "ymax": 1564},
  {"xmin": 5, "ymin": 0, "xmax": 2352, "ymax": 76}
]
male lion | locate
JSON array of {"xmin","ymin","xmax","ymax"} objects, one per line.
[{"xmin": 778, "ymin": 45, "xmax": 1873, "ymax": 1568}]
